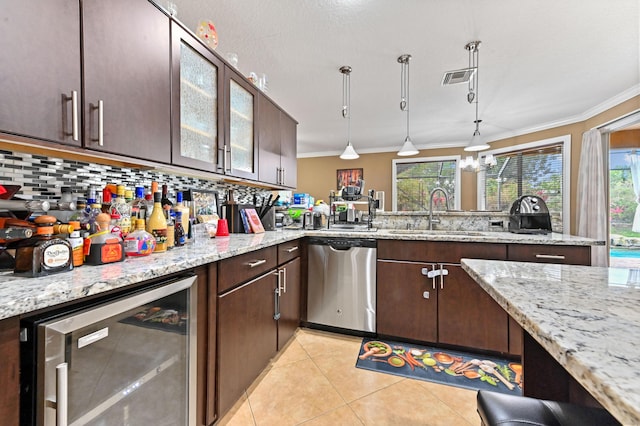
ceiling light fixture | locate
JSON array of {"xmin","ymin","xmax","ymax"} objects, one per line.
[
  {"xmin": 397, "ymin": 54, "xmax": 419, "ymax": 156},
  {"xmin": 464, "ymin": 41, "xmax": 490, "ymax": 152},
  {"xmin": 339, "ymin": 65, "xmax": 359, "ymax": 160},
  {"xmin": 460, "ymin": 153, "xmax": 497, "ymax": 172}
]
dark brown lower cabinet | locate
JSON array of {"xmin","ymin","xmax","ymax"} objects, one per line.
[
  {"xmin": 217, "ymin": 271, "xmax": 278, "ymax": 416},
  {"xmin": 377, "ymin": 260, "xmax": 508, "ymax": 352},
  {"xmin": 0, "ymin": 316, "xmax": 19, "ymax": 426},
  {"xmin": 438, "ymin": 265, "xmax": 508, "ymax": 352},
  {"xmin": 277, "ymin": 257, "xmax": 301, "ymax": 350},
  {"xmin": 377, "ymin": 260, "xmax": 438, "ymax": 342}
]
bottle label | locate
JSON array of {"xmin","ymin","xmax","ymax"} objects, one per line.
[
  {"xmin": 101, "ymin": 241, "xmax": 123, "ymax": 263},
  {"xmin": 151, "ymin": 229, "xmax": 167, "ymax": 244},
  {"xmin": 43, "ymin": 244, "xmax": 71, "ymax": 268}
]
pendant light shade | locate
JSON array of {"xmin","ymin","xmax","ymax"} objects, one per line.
[
  {"xmin": 397, "ymin": 54, "xmax": 418, "ymax": 156},
  {"xmin": 464, "ymin": 41, "xmax": 490, "ymax": 152},
  {"xmin": 339, "ymin": 66, "xmax": 359, "ymax": 160},
  {"xmin": 465, "ymin": 120, "xmax": 489, "ymax": 151},
  {"xmin": 340, "ymin": 141, "xmax": 359, "ymax": 159},
  {"xmin": 398, "ymin": 137, "xmax": 419, "ymax": 156}
]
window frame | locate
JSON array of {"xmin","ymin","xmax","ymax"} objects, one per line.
[
  {"xmin": 476, "ymin": 135, "xmax": 571, "ymax": 233},
  {"xmin": 392, "ymin": 155, "xmax": 462, "ymax": 212}
]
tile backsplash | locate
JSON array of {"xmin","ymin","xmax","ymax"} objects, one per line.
[{"xmin": 0, "ymin": 149, "xmax": 267, "ymax": 205}]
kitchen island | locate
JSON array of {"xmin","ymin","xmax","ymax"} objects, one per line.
[{"xmin": 461, "ymin": 258, "xmax": 640, "ymax": 425}]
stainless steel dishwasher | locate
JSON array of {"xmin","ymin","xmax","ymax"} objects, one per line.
[{"xmin": 307, "ymin": 237, "xmax": 377, "ymax": 332}]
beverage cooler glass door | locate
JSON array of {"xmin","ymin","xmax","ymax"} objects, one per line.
[{"xmin": 31, "ymin": 276, "xmax": 197, "ymax": 426}]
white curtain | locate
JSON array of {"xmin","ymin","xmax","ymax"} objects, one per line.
[
  {"xmin": 627, "ymin": 151, "xmax": 640, "ymax": 232},
  {"xmin": 576, "ymin": 129, "xmax": 608, "ymax": 266}
]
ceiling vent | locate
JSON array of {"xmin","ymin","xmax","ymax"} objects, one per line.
[{"xmin": 441, "ymin": 67, "xmax": 476, "ymax": 86}]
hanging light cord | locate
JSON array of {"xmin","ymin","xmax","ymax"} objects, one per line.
[
  {"xmin": 341, "ymin": 66, "xmax": 352, "ymax": 143},
  {"xmin": 467, "ymin": 42, "xmax": 481, "ymax": 131},
  {"xmin": 399, "ymin": 55, "xmax": 411, "ymax": 138}
]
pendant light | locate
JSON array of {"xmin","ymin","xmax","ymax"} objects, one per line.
[
  {"xmin": 397, "ymin": 54, "xmax": 419, "ymax": 156},
  {"xmin": 339, "ymin": 66, "xmax": 359, "ymax": 160},
  {"xmin": 464, "ymin": 41, "xmax": 490, "ymax": 152}
]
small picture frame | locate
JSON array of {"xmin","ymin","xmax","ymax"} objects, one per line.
[
  {"xmin": 336, "ymin": 168, "xmax": 363, "ymax": 190},
  {"xmin": 184, "ymin": 188, "xmax": 219, "ymax": 217}
]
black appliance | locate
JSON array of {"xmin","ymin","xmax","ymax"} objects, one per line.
[{"xmin": 508, "ymin": 195, "xmax": 552, "ymax": 234}]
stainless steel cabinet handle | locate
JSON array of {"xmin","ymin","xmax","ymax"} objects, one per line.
[
  {"xmin": 440, "ymin": 266, "xmax": 449, "ymax": 289},
  {"xmin": 247, "ymin": 259, "xmax": 267, "ymax": 268},
  {"xmin": 71, "ymin": 90, "xmax": 79, "ymax": 141},
  {"xmin": 281, "ymin": 267, "xmax": 287, "ymax": 293},
  {"xmin": 280, "ymin": 168, "xmax": 285, "ymax": 185},
  {"xmin": 535, "ymin": 254, "xmax": 566, "ymax": 260},
  {"xmin": 98, "ymin": 100, "xmax": 104, "ymax": 146},
  {"xmin": 273, "ymin": 286, "xmax": 281, "ymax": 320},
  {"xmin": 225, "ymin": 145, "xmax": 231, "ymax": 173},
  {"xmin": 285, "ymin": 246, "xmax": 299, "ymax": 253},
  {"xmin": 56, "ymin": 362, "xmax": 68, "ymax": 426}
]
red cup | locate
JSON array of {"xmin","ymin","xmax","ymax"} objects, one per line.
[{"xmin": 216, "ymin": 218, "xmax": 229, "ymax": 236}]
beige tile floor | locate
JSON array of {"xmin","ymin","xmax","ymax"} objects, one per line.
[{"xmin": 218, "ymin": 328, "xmax": 481, "ymax": 426}]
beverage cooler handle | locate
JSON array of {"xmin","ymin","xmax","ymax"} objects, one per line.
[{"xmin": 57, "ymin": 362, "xmax": 69, "ymax": 426}]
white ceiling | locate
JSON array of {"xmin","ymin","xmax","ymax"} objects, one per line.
[{"xmin": 168, "ymin": 0, "xmax": 640, "ymax": 157}]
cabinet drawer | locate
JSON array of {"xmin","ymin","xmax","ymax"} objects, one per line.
[
  {"xmin": 507, "ymin": 244, "xmax": 591, "ymax": 265},
  {"xmin": 218, "ymin": 246, "xmax": 277, "ymax": 293},
  {"xmin": 277, "ymin": 239, "xmax": 301, "ymax": 265},
  {"xmin": 378, "ymin": 240, "xmax": 506, "ymax": 263}
]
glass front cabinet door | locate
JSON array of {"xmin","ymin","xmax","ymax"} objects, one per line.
[
  {"xmin": 223, "ymin": 67, "xmax": 258, "ymax": 180},
  {"xmin": 171, "ymin": 22, "xmax": 224, "ymax": 171}
]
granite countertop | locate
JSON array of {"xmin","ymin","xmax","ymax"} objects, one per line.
[
  {"xmin": 0, "ymin": 228, "xmax": 602, "ymax": 321},
  {"xmin": 461, "ymin": 258, "xmax": 640, "ymax": 425},
  {"xmin": 0, "ymin": 230, "xmax": 305, "ymax": 321},
  {"xmin": 307, "ymin": 229, "xmax": 605, "ymax": 246}
]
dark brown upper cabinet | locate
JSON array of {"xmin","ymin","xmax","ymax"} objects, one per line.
[
  {"xmin": 0, "ymin": 0, "xmax": 82, "ymax": 146},
  {"xmin": 222, "ymin": 67, "xmax": 259, "ymax": 180},
  {"xmin": 82, "ymin": 0, "xmax": 171, "ymax": 163},
  {"xmin": 171, "ymin": 21, "xmax": 225, "ymax": 172},
  {"xmin": 258, "ymin": 95, "xmax": 298, "ymax": 188}
]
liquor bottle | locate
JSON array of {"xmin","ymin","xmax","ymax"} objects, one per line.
[
  {"xmin": 110, "ymin": 185, "xmax": 131, "ymax": 236},
  {"xmin": 173, "ymin": 191, "xmax": 191, "ymax": 239},
  {"xmin": 14, "ymin": 215, "xmax": 74, "ymax": 277},
  {"xmin": 129, "ymin": 186, "xmax": 149, "ymax": 224},
  {"xmin": 146, "ymin": 192, "xmax": 168, "ymax": 252},
  {"xmin": 161, "ymin": 185, "xmax": 174, "ymax": 249},
  {"xmin": 67, "ymin": 230, "xmax": 84, "ymax": 267},
  {"xmin": 124, "ymin": 218, "xmax": 156, "ymax": 256},
  {"xmin": 84, "ymin": 213, "xmax": 125, "ymax": 265},
  {"xmin": 174, "ymin": 210, "xmax": 186, "ymax": 247}
]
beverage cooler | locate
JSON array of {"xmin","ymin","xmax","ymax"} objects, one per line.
[{"xmin": 20, "ymin": 275, "xmax": 198, "ymax": 426}]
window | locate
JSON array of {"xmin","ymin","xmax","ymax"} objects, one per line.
[
  {"xmin": 478, "ymin": 136, "xmax": 571, "ymax": 232},
  {"xmin": 392, "ymin": 156, "xmax": 461, "ymax": 211}
]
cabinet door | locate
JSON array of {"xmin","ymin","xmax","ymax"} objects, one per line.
[
  {"xmin": 280, "ymin": 111, "xmax": 298, "ymax": 188},
  {"xmin": 0, "ymin": 317, "xmax": 19, "ymax": 426},
  {"xmin": 171, "ymin": 22, "xmax": 224, "ymax": 172},
  {"xmin": 82, "ymin": 0, "xmax": 171, "ymax": 162},
  {"xmin": 223, "ymin": 67, "xmax": 258, "ymax": 180},
  {"xmin": 217, "ymin": 271, "xmax": 277, "ymax": 416},
  {"xmin": 438, "ymin": 264, "xmax": 509, "ymax": 352},
  {"xmin": 376, "ymin": 260, "xmax": 438, "ymax": 342},
  {"xmin": 205, "ymin": 264, "xmax": 217, "ymax": 426},
  {"xmin": 0, "ymin": 0, "xmax": 81, "ymax": 146},
  {"xmin": 278, "ymin": 257, "xmax": 301, "ymax": 349},
  {"xmin": 258, "ymin": 95, "xmax": 281, "ymax": 185}
]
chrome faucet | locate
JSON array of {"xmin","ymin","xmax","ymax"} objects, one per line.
[{"xmin": 428, "ymin": 187, "xmax": 450, "ymax": 230}]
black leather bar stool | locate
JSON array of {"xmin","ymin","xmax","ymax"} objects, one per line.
[{"xmin": 477, "ymin": 390, "xmax": 621, "ymax": 426}]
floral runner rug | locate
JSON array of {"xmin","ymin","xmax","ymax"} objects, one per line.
[{"xmin": 355, "ymin": 338, "xmax": 522, "ymax": 396}]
